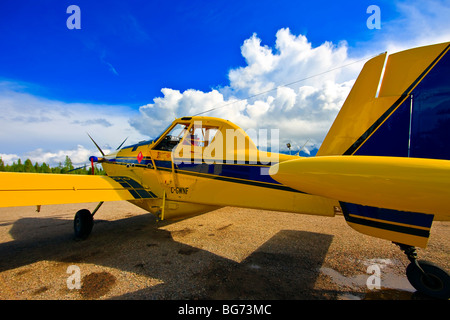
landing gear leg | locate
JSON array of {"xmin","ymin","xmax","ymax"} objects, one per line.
[{"xmin": 396, "ymin": 243, "xmax": 450, "ymax": 299}]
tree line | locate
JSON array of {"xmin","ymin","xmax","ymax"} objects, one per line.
[{"xmin": 0, "ymin": 156, "xmax": 105, "ymax": 175}]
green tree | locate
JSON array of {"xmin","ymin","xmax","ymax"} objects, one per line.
[
  {"xmin": 24, "ymin": 159, "xmax": 35, "ymax": 173},
  {"xmin": 64, "ymin": 156, "xmax": 74, "ymax": 172},
  {"xmin": 41, "ymin": 162, "xmax": 52, "ymax": 173},
  {"xmin": 0, "ymin": 158, "xmax": 5, "ymax": 172},
  {"xmin": 52, "ymin": 162, "xmax": 62, "ymax": 174},
  {"xmin": 15, "ymin": 159, "xmax": 24, "ymax": 172}
]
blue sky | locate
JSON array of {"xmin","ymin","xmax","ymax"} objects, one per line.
[
  {"xmin": 1, "ymin": 0, "xmax": 449, "ymax": 165},
  {"xmin": 0, "ymin": 0, "xmax": 387, "ymax": 105}
]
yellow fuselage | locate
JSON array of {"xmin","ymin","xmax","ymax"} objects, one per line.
[{"xmin": 101, "ymin": 116, "xmax": 338, "ymax": 220}]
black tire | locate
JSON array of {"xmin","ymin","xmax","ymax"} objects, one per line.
[
  {"xmin": 406, "ymin": 260, "xmax": 450, "ymax": 299},
  {"xmin": 74, "ymin": 209, "xmax": 93, "ymax": 240}
]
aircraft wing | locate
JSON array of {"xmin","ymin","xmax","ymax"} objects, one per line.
[{"xmin": 0, "ymin": 172, "xmax": 156, "ymax": 208}]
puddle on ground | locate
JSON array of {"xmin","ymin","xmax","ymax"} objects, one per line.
[{"xmin": 319, "ymin": 258, "xmax": 420, "ymax": 300}]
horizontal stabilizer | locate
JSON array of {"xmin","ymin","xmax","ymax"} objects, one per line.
[{"xmin": 269, "ymin": 156, "xmax": 449, "ymax": 220}]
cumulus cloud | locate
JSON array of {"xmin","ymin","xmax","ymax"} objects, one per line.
[
  {"xmin": 227, "ymin": 31, "xmax": 353, "ymax": 97},
  {"xmin": 20, "ymin": 144, "xmax": 116, "ymax": 167},
  {"xmin": 4, "ymin": 1, "xmax": 449, "ymax": 163},
  {"xmin": 22, "ymin": 145, "xmax": 93, "ymax": 166},
  {"xmin": 0, "ymin": 153, "xmax": 20, "ymax": 165},
  {"xmin": 130, "ymin": 0, "xmax": 450, "ymax": 154},
  {"xmin": 131, "ymin": 0, "xmax": 450, "ymax": 154},
  {"xmin": 131, "ymin": 28, "xmax": 361, "ymax": 152},
  {"xmin": 0, "ymin": 81, "xmax": 146, "ymax": 166}
]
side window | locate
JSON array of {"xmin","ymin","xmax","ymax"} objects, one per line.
[
  {"xmin": 153, "ymin": 123, "xmax": 189, "ymax": 151},
  {"xmin": 184, "ymin": 126, "xmax": 219, "ymax": 147}
]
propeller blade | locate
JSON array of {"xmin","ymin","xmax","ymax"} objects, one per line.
[
  {"xmin": 87, "ymin": 133, "xmax": 105, "ymax": 156},
  {"xmin": 67, "ymin": 164, "xmax": 87, "ymax": 173},
  {"xmin": 116, "ymin": 137, "xmax": 129, "ymax": 150}
]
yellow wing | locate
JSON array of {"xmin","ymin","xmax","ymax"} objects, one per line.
[{"xmin": 0, "ymin": 172, "xmax": 156, "ymax": 208}]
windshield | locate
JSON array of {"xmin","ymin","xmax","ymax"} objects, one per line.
[
  {"xmin": 153, "ymin": 123, "xmax": 189, "ymax": 151},
  {"xmin": 151, "ymin": 123, "xmax": 173, "ymax": 143}
]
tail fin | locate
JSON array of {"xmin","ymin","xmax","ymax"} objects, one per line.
[
  {"xmin": 317, "ymin": 41, "xmax": 450, "ymax": 159},
  {"xmin": 317, "ymin": 42, "xmax": 450, "ymax": 248}
]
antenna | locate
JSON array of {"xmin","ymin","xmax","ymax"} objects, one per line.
[{"xmin": 295, "ymin": 139, "xmax": 310, "ymax": 156}]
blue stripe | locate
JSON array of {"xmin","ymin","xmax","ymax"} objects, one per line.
[
  {"xmin": 340, "ymin": 202, "xmax": 434, "ymax": 229},
  {"xmin": 110, "ymin": 157, "xmax": 282, "ymax": 186},
  {"xmin": 164, "ymin": 160, "xmax": 280, "ymax": 185}
]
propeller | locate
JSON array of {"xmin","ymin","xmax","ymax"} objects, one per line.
[
  {"xmin": 86, "ymin": 133, "xmax": 128, "ymax": 175},
  {"xmin": 87, "ymin": 133, "xmax": 105, "ymax": 156},
  {"xmin": 89, "ymin": 156, "xmax": 98, "ymax": 175},
  {"xmin": 86, "ymin": 133, "xmax": 106, "ymax": 175},
  {"xmin": 116, "ymin": 137, "xmax": 128, "ymax": 150},
  {"xmin": 67, "ymin": 164, "xmax": 87, "ymax": 173}
]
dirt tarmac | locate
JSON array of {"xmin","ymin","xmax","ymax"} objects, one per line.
[{"xmin": 0, "ymin": 201, "xmax": 448, "ymax": 301}]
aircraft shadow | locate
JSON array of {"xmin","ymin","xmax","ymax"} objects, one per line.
[{"xmin": 0, "ymin": 213, "xmax": 370, "ymax": 299}]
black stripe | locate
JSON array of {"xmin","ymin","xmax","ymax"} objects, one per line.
[
  {"xmin": 135, "ymin": 189, "xmax": 155, "ymax": 198},
  {"xmin": 345, "ymin": 214, "xmax": 430, "ymax": 238},
  {"xmin": 344, "ymin": 43, "xmax": 450, "ymax": 155},
  {"xmin": 127, "ymin": 189, "xmax": 140, "ymax": 199},
  {"xmin": 110, "ymin": 176, "xmax": 156, "ymax": 199}
]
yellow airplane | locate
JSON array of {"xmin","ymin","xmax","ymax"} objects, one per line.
[{"xmin": 0, "ymin": 41, "xmax": 449, "ymax": 299}]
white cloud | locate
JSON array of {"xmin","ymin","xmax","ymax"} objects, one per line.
[
  {"xmin": 23, "ymin": 145, "xmax": 94, "ymax": 167},
  {"xmin": 0, "ymin": 82, "xmax": 146, "ymax": 166},
  {"xmin": 131, "ymin": 28, "xmax": 361, "ymax": 152},
  {"xmin": 3, "ymin": 1, "xmax": 449, "ymax": 163},
  {"xmin": 131, "ymin": 0, "xmax": 450, "ymax": 153},
  {"xmin": 130, "ymin": 88, "xmax": 248, "ymax": 138},
  {"xmin": 0, "ymin": 153, "xmax": 20, "ymax": 165},
  {"xmin": 228, "ymin": 30, "xmax": 354, "ymax": 98}
]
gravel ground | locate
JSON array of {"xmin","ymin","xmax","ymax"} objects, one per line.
[{"xmin": 0, "ymin": 201, "xmax": 448, "ymax": 300}]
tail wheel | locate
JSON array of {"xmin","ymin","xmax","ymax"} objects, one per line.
[
  {"xmin": 74, "ymin": 209, "xmax": 94, "ymax": 240},
  {"xmin": 406, "ymin": 260, "xmax": 450, "ymax": 299}
]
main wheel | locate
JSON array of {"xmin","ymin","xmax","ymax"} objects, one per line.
[
  {"xmin": 406, "ymin": 260, "xmax": 450, "ymax": 299},
  {"xmin": 74, "ymin": 209, "xmax": 94, "ymax": 240}
]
